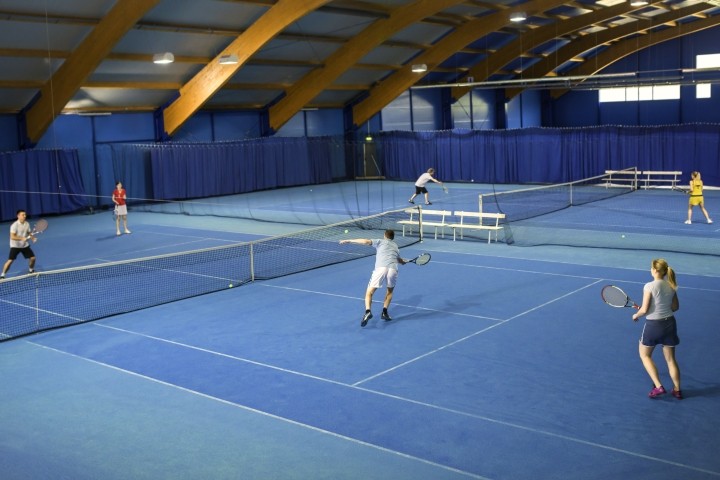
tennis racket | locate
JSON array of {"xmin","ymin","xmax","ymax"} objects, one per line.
[
  {"xmin": 408, "ymin": 252, "xmax": 431, "ymax": 265},
  {"xmin": 441, "ymin": 184, "xmax": 449, "ymax": 194},
  {"xmin": 672, "ymin": 185, "xmax": 689, "ymax": 195},
  {"xmin": 113, "ymin": 206, "xmax": 118, "ymax": 221},
  {"xmin": 601, "ymin": 285, "xmax": 639, "ymax": 309},
  {"xmin": 30, "ymin": 219, "xmax": 48, "ymax": 236}
]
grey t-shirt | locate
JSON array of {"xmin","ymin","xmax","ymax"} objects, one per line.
[
  {"xmin": 371, "ymin": 238, "xmax": 400, "ymax": 270},
  {"xmin": 644, "ymin": 279, "xmax": 676, "ymax": 320}
]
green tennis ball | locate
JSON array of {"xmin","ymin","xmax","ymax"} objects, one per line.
[
  {"xmin": 621, "ymin": 235, "xmax": 625, "ymax": 239},
  {"xmin": 228, "ymin": 284, "xmax": 233, "ymax": 288},
  {"xmin": 344, "ymin": 229, "xmax": 349, "ymax": 234}
]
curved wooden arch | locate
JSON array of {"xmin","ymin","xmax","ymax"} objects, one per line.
[
  {"xmin": 162, "ymin": 0, "xmax": 331, "ymax": 136},
  {"xmin": 267, "ymin": 0, "xmax": 467, "ymax": 133},
  {"xmin": 549, "ymin": 15, "xmax": 720, "ymax": 98},
  {"xmin": 24, "ymin": 0, "xmax": 161, "ymax": 144},
  {"xmin": 449, "ymin": 0, "xmax": 660, "ymax": 102},
  {"xmin": 504, "ymin": 3, "xmax": 716, "ymax": 100},
  {"xmin": 351, "ymin": 0, "xmax": 567, "ymax": 128}
]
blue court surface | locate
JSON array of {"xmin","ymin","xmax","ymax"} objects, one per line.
[{"xmin": 1, "ymin": 182, "xmax": 720, "ymax": 479}]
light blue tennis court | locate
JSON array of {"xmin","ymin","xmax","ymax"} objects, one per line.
[{"xmin": 2, "ymin": 181, "xmax": 719, "ymax": 479}]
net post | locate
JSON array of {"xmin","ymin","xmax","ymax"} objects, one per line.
[
  {"xmin": 249, "ymin": 243, "xmax": 255, "ymax": 282},
  {"xmin": 418, "ymin": 204, "xmax": 424, "ymax": 242}
]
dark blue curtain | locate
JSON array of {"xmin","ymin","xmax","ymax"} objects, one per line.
[
  {"xmin": 0, "ymin": 149, "xmax": 87, "ymax": 221},
  {"xmin": 148, "ymin": 137, "xmax": 335, "ymax": 200},
  {"xmin": 376, "ymin": 124, "xmax": 720, "ymax": 185}
]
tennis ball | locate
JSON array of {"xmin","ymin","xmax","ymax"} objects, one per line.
[
  {"xmin": 228, "ymin": 284, "xmax": 233, "ymax": 288},
  {"xmin": 344, "ymin": 229, "xmax": 349, "ymax": 234},
  {"xmin": 621, "ymin": 235, "xmax": 625, "ymax": 239}
]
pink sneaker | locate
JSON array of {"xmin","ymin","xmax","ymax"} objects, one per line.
[
  {"xmin": 649, "ymin": 386, "xmax": 666, "ymax": 398},
  {"xmin": 671, "ymin": 388, "xmax": 683, "ymax": 400}
]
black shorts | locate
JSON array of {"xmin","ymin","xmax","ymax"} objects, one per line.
[
  {"xmin": 8, "ymin": 246, "xmax": 35, "ymax": 261},
  {"xmin": 640, "ymin": 317, "xmax": 679, "ymax": 347},
  {"xmin": 415, "ymin": 186, "xmax": 428, "ymax": 194}
]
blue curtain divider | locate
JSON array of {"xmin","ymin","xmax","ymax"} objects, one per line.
[
  {"xmin": 3, "ymin": 125, "xmax": 719, "ymax": 221},
  {"xmin": 0, "ymin": 149, "xmax": 87, "ymax": 221},
  {"xmin": 148, "ymin": 137, "xmax": 335, "ymax": 200},
  {"xmin": 376, "ymin": 124, "xmax": 720, "ymax": 185}
]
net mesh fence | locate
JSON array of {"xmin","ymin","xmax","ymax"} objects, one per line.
[
  {"xmin": 0, "ymin": 207, "xmax": 420, "ymax": 342},
  {"xmin": 472, "ymin": 168, "xmax": 720, "ymax": 255}
]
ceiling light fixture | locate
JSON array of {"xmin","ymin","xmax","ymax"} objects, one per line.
[
  {"xmin": 510, "ymin": 12, "xmax": 527, "ymax": 23},
  {"xmin": 629, "ymin": 0, "xmax": 649, "ymax": 5},
  {"xmin": 411, "ymin": 64, "xmax": 427, "ymax": 73},
  {"xmin": 152, "ymin": 52, "xmax": 174, "ymax": 64},
  {"xmin": 218, "ymin": 54, "xmax": 239, "ymax": 65}
]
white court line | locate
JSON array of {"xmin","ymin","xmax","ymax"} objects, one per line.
[
  {"xmin": 353, "ymin": 279, "xmax": 604, "ymax": 386},
  {"xmin": 31, "ymin": 339, "xmax": 489, "ymax": 480},
  {"xmin": 261, "ymin": 284, "xmax": 503, "ymax": 322},
  {"xmin": 48, "ymin": 323, "xmax": 720, "ymax": 478}
]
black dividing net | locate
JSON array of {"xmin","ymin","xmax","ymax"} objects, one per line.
[{"xmin": 0, "ymin": 207, "xmax": 420, "ymax": 342}]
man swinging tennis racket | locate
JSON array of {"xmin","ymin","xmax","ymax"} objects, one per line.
[{"xmin": 340, "ymin": 229, "xmax": 408, "ymax": 327}]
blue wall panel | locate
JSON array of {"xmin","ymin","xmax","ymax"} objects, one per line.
[
  {"xmin": 93, "ymin": 113, "xmax": 155, "ymax": 143},
  {"xmin": 275, "ymin": 111, "xmax": 306, "ymax": 137},
  {"xmin": 306, "ymin": 109, "xmax": 344, "ymax": 137},
  {"xmin": 172, "ymin": 112, "xmax": 214, "ymax": 142},
  {"xmin": 0, "ymin": 115, "xmax": 19, "ymax": 151},
  {"xmin": 36, "ymin": 115, "xmax": 98, "ymax": 197},
  {"xmin": 410, "ymin": 89, "xmax": 442, "ymax": 131},
  {"xmin": 554, "ymin": 90, "xmax": 600, "ymax": 127},
  {"xmin": 213, "ymin": 111, "xmax": 264, "ymax": 140},
  {"xmin": 381, "ymin": 91, "xmax": 411, "ymax": 131}
]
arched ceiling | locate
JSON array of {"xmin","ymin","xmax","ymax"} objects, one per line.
[{"xmin": 0, "ymin": 0, "xmax": 718, "ymax": 142}]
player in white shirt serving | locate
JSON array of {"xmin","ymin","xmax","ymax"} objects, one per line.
[{"xmin": 409, "ymin": 168, "xmax": 444, "ymax": 205}]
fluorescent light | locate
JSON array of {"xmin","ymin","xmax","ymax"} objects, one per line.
[
  {"xmin": 152, "ymin": 52, "xmax": 174, "ymax": 64},
  {"xmin": 411, "ymin": 64, "xmax": 427, "ymax": 73},
  {"xmin": 219, "ymin": 54, "xmax": 239, "ymax": 65},
  {"xmin": 629, "ymin": 0, "xmax": 648, "ymax": 5},
  {"xmin": 510, "ymin": 12, "xmax": 527, "ymax": 22}
]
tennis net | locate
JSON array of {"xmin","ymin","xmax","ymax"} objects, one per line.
[
  {"xmin": 479, "ymin": 168, "xmax": 638, "ymax": 223},
  {"xmin": 473, "ymin": 169, "xmax": 720, "ymax": 255},
  {"xmin": 0, "ymin": 207, "xmax": 420, "ymax": 342}
]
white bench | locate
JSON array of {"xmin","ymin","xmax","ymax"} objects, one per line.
[
  {"xmin": 397, "ymin": 208, "xmax": 451, "ymax": 240},
  {"xmin": 605, "ymin": 170, "xmax": 682, "ymax": 190},
  {"xmin": 450, "ymin": 211, "xmax": 506, "ymax": 243},
  {"xmin": 639, "ymin": 170, "xmax": 682, "ymax": 190}
]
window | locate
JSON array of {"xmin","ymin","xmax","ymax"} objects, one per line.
[
  {"xmin": 695, "ymin": 54, "xmax": 720, "ymax": 99},
  {"xmin": 598, "ymin": 85, "xmax": 679, "ymax": 103}
]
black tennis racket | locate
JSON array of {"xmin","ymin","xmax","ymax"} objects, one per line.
[
  {"xmin": 408, "ymin": 252, "xmax": 431, "ymax": 265},
  {"xmin": 601, "ymin": 285, "xmax": 639, "ymax": 309},
  {"xmin": 672, "ymin": 185, "xmax": 689, "ymax": 195},
  {"xmin": 30, "ymin": 219, "xmax": 48, "ymax": 236}
]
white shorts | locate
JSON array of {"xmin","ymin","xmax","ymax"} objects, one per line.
[
  {"xmin": 367, "ymin": 267, "xmax": 398, "ymax": 289},
  {"xmin": 115, "ymin": 205, "xmax": 128, "ymax": 216}
]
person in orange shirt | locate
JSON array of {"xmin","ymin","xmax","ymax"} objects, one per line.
[{"xmin": 112, "ymin": 181, "xmax": 132, "ymax": 236}]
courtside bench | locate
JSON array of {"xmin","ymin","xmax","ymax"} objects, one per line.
[
  {"xmin": 397, "ymin": 208, "xmax": 451, "ymax": 239},
  {"xmin": 450, "ymin": 211, "xmax": 506, "ymax": 243}
]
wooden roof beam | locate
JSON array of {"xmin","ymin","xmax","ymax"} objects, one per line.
[
  {"xmin": 162, "ymin": 0, "xmax": 331, "ymax": 137},
  {"xmin": 352, "ymin": 0, "xmax": 567, "ymax": 128},
  {"xmin": 450, "ymin": 0, "xmax": 662, "ymax": 101},
  {"xmin": 268, "ymin": 0, "xmax": 468, "ymax": 133},
  {"xmin": 23, "ymin": 0, "xmax": 161, "ymax": 144}
]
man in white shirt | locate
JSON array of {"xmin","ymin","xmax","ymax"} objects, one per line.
[
  {"xmin": 1, "ymin": 210, "xmax": 37, "ymax": 279},
  {"xmin": 409, "ymin": 168, "xmax": 443, "ymax": 205}
]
